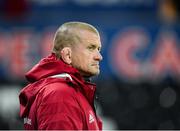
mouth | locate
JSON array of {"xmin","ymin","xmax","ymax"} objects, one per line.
[{"xmin": 92, "ymin": 64, "xmax": 99, "ymax": 67}]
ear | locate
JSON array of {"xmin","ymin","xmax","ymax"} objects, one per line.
[{"xmin": 60, "ymin": 47, "xmax": 72, "ymax": 64}]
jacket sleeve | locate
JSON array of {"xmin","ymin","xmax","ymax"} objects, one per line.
[{"xmin": 36, "ymin": 83, "xmax": 84, "ymax": 130}]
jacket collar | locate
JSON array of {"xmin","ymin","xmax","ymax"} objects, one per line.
[{"xmin": 26, "ymin": 53, "xmax": 96, "ymax": 106}]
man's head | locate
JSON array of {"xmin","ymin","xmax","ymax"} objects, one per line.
[{"xmin": 52, "ymin": 21, "xmax": 103, "ymax": 77}]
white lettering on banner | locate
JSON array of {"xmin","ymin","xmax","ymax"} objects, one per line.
[
  {"xmin": 110, "ymin": 27, "xmax": 180, "ymax": 82},
  {"xmin": 151, "ymin": 31, "xmax": 180, "ymax": 79},
  {"xmin": 10, "ymin": 32, "xmax": 31, "ymax": 77},
  {"xmin": 40, "ymin": 29, "xmax": 54, "ymax": 57},
  {"xmin": 0, "ymin": 26, "xmax": 180, "ymax": 82},
  {"xmin": 110, "ymin": 28, "xmax": 148, "ymax": 79},
  {"xmin": 0, "ymin": 28, "xmax": 54, "ymax": 79},
  {"xmin": 0, "ymin": 33, "xmax": 6, "ymax": 60}
]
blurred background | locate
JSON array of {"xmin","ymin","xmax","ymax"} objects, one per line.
[{"xmin": 0, "ymin": 0, "xmax": 180, "ymax": 129}]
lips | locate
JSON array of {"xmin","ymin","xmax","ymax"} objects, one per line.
[
  {"xmin": 91, "ymin": 63, "xmax": 99, "ymax": 66},
  {"xmin": 92, "ymin": 64, "xmax": 99, "ymax": 68}
]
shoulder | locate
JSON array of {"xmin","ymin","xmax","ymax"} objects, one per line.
[
  {"xmin": 39, "ymin": 78, "xmax": 78, "ymax": 104},
  {"xmin": 36, "ymin": 78, "xmax": 85, "ymax": 129}
]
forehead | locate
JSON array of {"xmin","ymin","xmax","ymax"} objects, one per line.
[{"xmin": 77, "ymin": 29, "xmax": 101, "ymax": 46}]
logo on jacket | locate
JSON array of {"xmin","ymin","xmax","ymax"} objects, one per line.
[
  {"xmin": 89, "ymin": 111, "xmax": 95, "ymax": 123},
  {"xmin": 24, "ymin": 117, "xmax": 32, "ymax": 125}
]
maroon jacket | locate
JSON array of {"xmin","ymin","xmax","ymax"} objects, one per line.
[{"xmin": 19, "ymin": 53, "xmax": 102, "ymax": 130}]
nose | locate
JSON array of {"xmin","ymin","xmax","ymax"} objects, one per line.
[{"xmin": 94, "ymin": 51, "xmax": 103, "ymax": 61}]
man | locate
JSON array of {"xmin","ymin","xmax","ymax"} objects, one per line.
[{"xmin": 19, "ymin": 21, "xmax": 103, "ymax": 130}]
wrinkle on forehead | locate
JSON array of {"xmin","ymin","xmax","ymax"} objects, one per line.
[{"xmin": 78, "ymin": 29, "xmax": 100, "ymax": 42}]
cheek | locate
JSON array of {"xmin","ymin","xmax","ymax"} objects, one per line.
[
  {"xmin": 72, "ymin": 50, "xmax": 91, "ymax": 67},
  {"xmin": 78, "ymin": 56, "xmax": 91, "ymax": 69},
  {"xmin": 72, "ymin": 54, "xmax": 86, "ymax": 66}
]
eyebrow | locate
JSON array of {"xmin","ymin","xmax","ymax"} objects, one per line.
[
  {"xmin": 88, "ymin": 43, "xmax": 101, "ymax": 49},
  {"xmin": 88, "ymin": 44, "xmax": 96, "ymax": 48}
]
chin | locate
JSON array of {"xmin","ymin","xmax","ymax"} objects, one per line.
[
  {"xmin": 81, "ymin": 69, "xmax": 100, "ymax": 77},
  {"xmin": 92, "ymin": 71, "xmax": 100, "ymax": 76}
]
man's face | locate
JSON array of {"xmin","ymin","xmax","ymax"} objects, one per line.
[{"xmin": 71, "ymin": 30, "xmax": 103, "ymax": 77}]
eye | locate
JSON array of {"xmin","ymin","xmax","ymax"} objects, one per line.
[
  {"xmin": 87, "ymin": 45, "xmax": 96, "ymax": 50},
  {"xmin": 98, "ymin": 47, "xmax": 101, "ymax": 52},
  {"xmin": 87, "ymin": 44, "xmax": 101, "ymax": 52}
]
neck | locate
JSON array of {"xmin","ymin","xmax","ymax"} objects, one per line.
[{"xmin": 83, "ymin": 76, "xmax": 91, "ymax": 82}]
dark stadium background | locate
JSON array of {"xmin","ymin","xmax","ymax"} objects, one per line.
[{"xmin": 0, "ymin": 0, "xmax": 180, "ymax": 129}]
